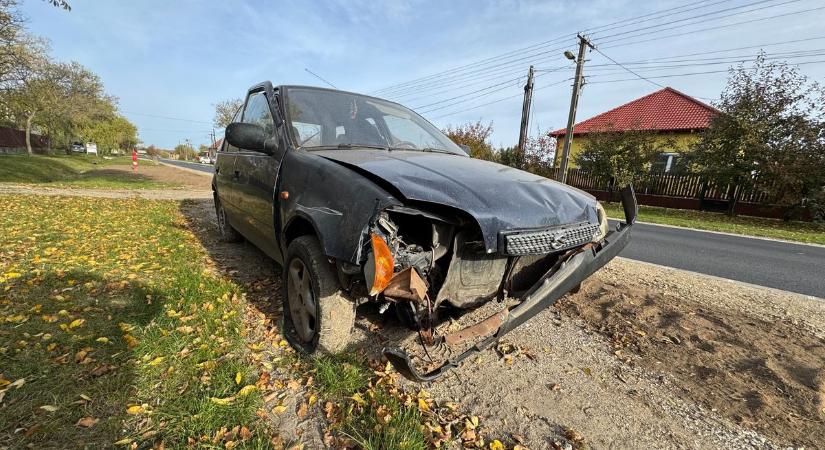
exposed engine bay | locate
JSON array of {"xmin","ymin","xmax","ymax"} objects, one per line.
[{"xmin": 361, "ymin": 204, "xmax": 606, "ymax": 343}]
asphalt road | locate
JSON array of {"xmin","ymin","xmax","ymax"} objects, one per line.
[
  {"xmin": 159, "ymin": 158, "xmax": 214, "ymax": 174},
  {"xmin": 611, "ymin": 220, "xmax": 825, "ymax": 298},
  {"xmin": 158, "ymin": 158, "xmax": 824, "ymax": 297}
]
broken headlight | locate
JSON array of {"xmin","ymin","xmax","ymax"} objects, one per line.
[{"xmin": 594, "ymin": 202, "xmax": 609, "ymax": 242}]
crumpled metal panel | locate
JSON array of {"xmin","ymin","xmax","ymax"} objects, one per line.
[{"xmin": 313, "ymin": 149, "xmax": 599, "ymax": 253}]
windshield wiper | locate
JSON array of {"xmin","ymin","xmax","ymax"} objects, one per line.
[
  {"xmin": 304, "ymin": 144, "xmax": 390, "ymax": 151},
  {"xmin": 418, "ymin": 147, "xmax": 455, "ymax": 155},
  {"xmin": 337, "ymin": 143, "xmax": 390, "ymax": 151}
]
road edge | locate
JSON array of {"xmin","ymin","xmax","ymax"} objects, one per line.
[
  {"xmin": 615, "ymin": 256, "xmax": 824, "ymax": 301},
  {"xmin": 156, "ymin": 159, "xmax": 214, "ymax": 179},
  {"xmin": 608, "ymin": 216, "xmax": 825, "ymax": 249}
]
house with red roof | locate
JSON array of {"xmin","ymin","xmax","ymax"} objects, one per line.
[{"xmin": 550, "ymin": 87, "xmax": 719, "ymax": 172}]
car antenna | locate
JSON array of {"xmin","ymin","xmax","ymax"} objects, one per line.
[{"xmin": 304, "ymin": 68, "xmax": 337, "ymax": 89}]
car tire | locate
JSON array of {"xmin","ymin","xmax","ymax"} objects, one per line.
[
  {"xmin": 214, "ymin": 195, "xmax": 243, "ymax": 243},
  {"xmin": 281, "ymin": 235, "xmax": 355, "ymax": 354}
]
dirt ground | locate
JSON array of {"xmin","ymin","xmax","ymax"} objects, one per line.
[{"xmin": 176, "ymin": 198, "xmax": 825, "ymax": 449}]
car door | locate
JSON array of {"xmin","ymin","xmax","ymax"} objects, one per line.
[
  {"xmin": 233, "ymin": 89, "xmax": 286, "ymax": 262},
  {"xmin": 214, "ymin": 106, "xmax": 243, "ymax": 217}
]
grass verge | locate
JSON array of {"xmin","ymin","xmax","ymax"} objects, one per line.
[
  {"xmin": 0, "ymin": 155, "xmax": 173, "ymax": 189},
  {"xmin": 603, "ymin": 202, "xmax": 825, "ymax": 245},
  {"xmin": 0, "ymin": 195, "xmax": 268, "ymax": 448}
]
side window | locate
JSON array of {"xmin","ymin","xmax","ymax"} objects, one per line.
[
  {"xmin": 242, "ymin": 92, "xmax": 275, "ymax": 137},
  {"xmin": 222, "ymin": 107, "xmax": 243, "ymax": 153}
]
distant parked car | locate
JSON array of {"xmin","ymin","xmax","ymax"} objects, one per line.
[
  {"xmin": 70, "ymin": 142, "xmax": 85, "ymax": 153},
  {"xmin": 199, "ymin": 155, "xmax": 213, "ymax": 164}
]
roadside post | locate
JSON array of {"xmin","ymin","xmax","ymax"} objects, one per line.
[{"xmin": 132, "ymin": 148, "xmax": 138, "ymax": 172}]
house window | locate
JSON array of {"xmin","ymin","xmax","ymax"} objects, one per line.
[{"xmin": 652, "ymin": 152, "xmax": 679, "ymax": 172}]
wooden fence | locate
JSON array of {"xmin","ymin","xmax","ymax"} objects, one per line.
[
  {"xmin": 546, "ymin": 168, "xmax": 798, "ymax": 219},
  {"xmin": 551, "ymin": 168, "xmax": 775, "ymax": 203}
]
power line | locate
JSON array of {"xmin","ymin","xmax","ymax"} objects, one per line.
[
  {"xmin": 426, "ymin": 78, "xmax": 571, "ymax": 121},
  {"xmin": 122, "ymin": 111, "xmax": 211, "ymax": 124},
  {"xmin": 586, "ymin": 59, "xmax": 825, "ymax": 84},
  {"xmin": 592, "ymin": 47, "xmax": 665, "ymax": 89},
  {"xmin": 601, "ymin": 4, "xmax": 825, "ymax": 49},
  {"xmin": 375, "ymin": 0, "xmax": 744, "ymax": 95},
  {"xmin": 595, "ymin": 0, "xmax": 802, "ymax": 41},
  {"xmin": 582, "ymin": 0, "xmax": 735, "ymax": 36},
  {"xmin": 373, "ymin": 0, "xmax": 804, "ymax": 96}
]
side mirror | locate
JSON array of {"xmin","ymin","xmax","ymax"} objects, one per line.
[{"xmin": 226, "ymin": 123, "xmax": 266, "ymax": 151}]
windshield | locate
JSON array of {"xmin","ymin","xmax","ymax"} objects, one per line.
[{"xmin": 284, "ymin": 87, "xmax": 465, "ymax": 155}]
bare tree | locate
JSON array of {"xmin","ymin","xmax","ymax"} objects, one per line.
[{"xmin": 213, "ymin": 98, "xmax": 243, "ymax": 128}]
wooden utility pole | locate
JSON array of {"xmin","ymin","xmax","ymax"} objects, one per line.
[
  {"xmin": 517, "ymin": 65, "xmax": 535, "ymax": 169},
  {"xmin": 558, "ymin": 34, "xmax": 594, "ymax": 184}
]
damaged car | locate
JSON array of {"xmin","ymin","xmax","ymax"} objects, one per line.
[{"xmin": 213, "ymin": 83, "xmax": 637, "ymax": 382}]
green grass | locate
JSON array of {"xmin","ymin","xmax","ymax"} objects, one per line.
[
  {"xmin": 0, "ymin": 154, "xmax": 173, "ymax": 189},
  {"xmin": 311, "ymin": 354, "xmax": 426, "ymax": 450},
  {"xmin": 0, "ymin": 196, "xmax": 269, "ymax": 448},
  {"xmin": 603, "ymin": 202, "xmax": 825, "ymax": 245}
]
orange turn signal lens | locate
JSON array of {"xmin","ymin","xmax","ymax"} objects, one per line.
[{"xmin": 369, "ymin": 233, "xmax": 394, "ymax": 296}]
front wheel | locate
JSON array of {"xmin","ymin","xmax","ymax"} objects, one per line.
[{"xmin": 281, "ymin": 236, "xmax": 355, "ymax": 354}]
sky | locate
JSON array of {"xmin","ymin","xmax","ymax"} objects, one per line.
[{"xmin": 18, "ymin": 0, "xmax": 825, "ymax": 149}]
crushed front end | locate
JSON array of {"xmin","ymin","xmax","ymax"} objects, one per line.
[{"xmin": 362, "ymin": 186, "xmax": 638, "ymax": 382}]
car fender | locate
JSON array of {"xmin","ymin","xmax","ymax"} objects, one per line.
[{"xmin": 278, "ymin": 150, "xmax": 401, "ymax": 264}]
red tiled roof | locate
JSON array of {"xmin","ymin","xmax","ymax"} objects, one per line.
[{"xmin": 549, "ymin": 87, "xmax": 719, "ymax": 137}]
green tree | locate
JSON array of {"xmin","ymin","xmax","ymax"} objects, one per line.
[
  {"xmin": 173, "ymin": 143, "xmax": 195, "ymax": 161},
  {"xmin": 687, "ymin": 54, "xmax": 825, "ymax": 217},
  {"xmin": 213, "ymin": 98, "xmax": 242, "ymax": 128},
  {"xmin": 79, "ymin": 114, "xmax": 137, "ymax": 155},
  {"xmin": 442, "ymin": 121, "xmax": 495, "ymax": 161},
  {"xmin": 4, "ymin": 60, "xmax": 111, "ymax": 154},
  {"xmin": 575, "ymin": 125, "xmax": 673, "ymax": 186}
]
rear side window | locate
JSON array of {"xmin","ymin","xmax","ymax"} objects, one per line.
[{"xmin": 242, "ymin": 92, "xmax": 275, "ymax": 136}]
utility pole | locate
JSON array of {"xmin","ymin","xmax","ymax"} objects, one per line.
[
  {"xmin": 558, "ymin": 34, "xmax": 594, "ymax": 184},
  {"xmin": 517, "ymin": 65, "xmax": 535, "ymax": 169}
]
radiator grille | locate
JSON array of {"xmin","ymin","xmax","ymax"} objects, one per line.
[{"xmin": 503, "ymin": 222, "xmax": 600, "ymax": 255}]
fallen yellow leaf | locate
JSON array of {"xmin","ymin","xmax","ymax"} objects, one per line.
[
  {"xmin": 126, "ymin": 405, "xmax": 144, "ymax": 415},
  {"xmin": 351, "ymin": 392, "xmax": 366, "ymax": 405},
  {"xmin": 417, "ymin": 398, "xmax": 429, "ymax": 412},
  {"xmin": 210, "ymin": 396, "xmax": 235, "ymax": 405},
  {"xmin": 489, "ymin": 440, "xmax": 504, "ymax": 450},
  {"xmin": 235, "ymin": 372, "xmax": 242, "ymax": 385},
  {"xmin": 147, "ymin": 356, "xmax": 164, "ymax": 366},
  {"xmin": 238, "ymin": 385, "xmax": 257, "ymax": 396},
  {"xmin": 40, "ymin": 405, "xmax": 59, "ymax": 412}
]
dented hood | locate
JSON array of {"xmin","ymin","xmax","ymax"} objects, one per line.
[{"xmin": 313, "ymin": 149, "xmax": 599, "ymax": 252}]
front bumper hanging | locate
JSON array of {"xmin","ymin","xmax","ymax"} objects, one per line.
[{"xmin": 383, "ymin": 185, "xmax": 639, "ymax": 382}]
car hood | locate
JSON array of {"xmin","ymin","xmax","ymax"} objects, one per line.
[{"xmin": 313, "ymin": 149, "xmax": 598, "ymax": 252}]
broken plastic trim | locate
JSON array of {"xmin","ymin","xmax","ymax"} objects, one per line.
[{"xmin": 383, "ymin": 185, "xmax": 638, "ymax": 382}]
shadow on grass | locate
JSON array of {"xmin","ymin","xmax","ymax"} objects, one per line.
[
  {"xmin": 176, "ymin": 199, "xmax": 419, "ymax": 360},
  {"xmin": 0, "ymin": 270, "xmax": 162, "ymax": 449}
]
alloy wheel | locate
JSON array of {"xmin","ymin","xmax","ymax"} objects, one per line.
[{"xmin": 287, "ymin": 258, "xmax": 317, "ymax": 343}]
